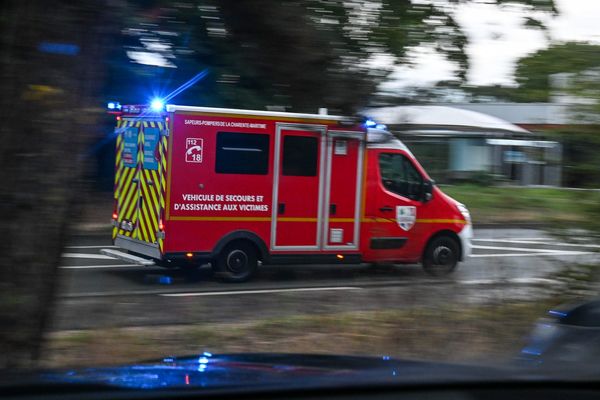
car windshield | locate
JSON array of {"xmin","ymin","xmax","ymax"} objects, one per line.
[{"xmin": 2, "ymin": 0, "xmax": 600, "ymax": 392}]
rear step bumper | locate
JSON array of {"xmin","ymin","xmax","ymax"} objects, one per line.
[
  {"xmin": 100, "ymin": 249, "xmax": 155, "ymax": 266},
  {"xmin": 114, "ymin": 235, "xmax": 161, "ymax": 259}
]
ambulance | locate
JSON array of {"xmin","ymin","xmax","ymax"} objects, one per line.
[{"xmin": 106, "ymin": 102, "xmax": 472, "ymax": 282}]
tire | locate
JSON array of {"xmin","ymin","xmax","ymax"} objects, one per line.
[
  {"xmin": 422, "ymin": 236, "xmax": 459, "ymax": 276},
  {"xmin": 214, "ymin": 241, "xmax": 258, "ymax": 283}
]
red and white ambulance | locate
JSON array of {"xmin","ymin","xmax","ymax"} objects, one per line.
[{"xmin": 106, "ymin": 103, "xmax": 472, "ymax": 282}]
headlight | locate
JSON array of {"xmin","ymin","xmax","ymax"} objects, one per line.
[{"xmin": 457, "ymin": 203, "xmax": 471, "ymax": 224}]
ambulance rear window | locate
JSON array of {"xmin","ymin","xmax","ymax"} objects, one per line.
[{"xmin": 216, "ymin": 132, "xmax": 269, "ymax": 175}]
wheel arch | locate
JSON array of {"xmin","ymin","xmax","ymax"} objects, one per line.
[
  {"xmin": 423, "ymin": 229, "xmax": 463, "ymax": 261},
  {"xmin": 212, "ymin": 230, "xmax": 269, "ymax": 262}
]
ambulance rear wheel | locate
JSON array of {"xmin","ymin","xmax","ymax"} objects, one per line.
[
  {"xmin": 215, "ymin": 241, "xmax": 258, "ymax": 283},
  {"xmin": 423, "ymin": 236, "xmax": 459, "ymax": 276}
]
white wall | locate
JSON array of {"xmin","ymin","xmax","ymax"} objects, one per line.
[{"xmin": 449, "ymin": 138, "xmax": 491, "ymax": 171}]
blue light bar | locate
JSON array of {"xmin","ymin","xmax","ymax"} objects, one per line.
[{"xmin": 364, "ymin": 119, "xmax": 377, "ymax": 127}]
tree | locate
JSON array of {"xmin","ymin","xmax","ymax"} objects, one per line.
[
  {"xmin": 108, "ymin": 0, "xmax": 558, "ymax": 114},
  {"xmin": 0, "ymin": 0, "xmax": 115, "ymax": 368},
  {"xmin": 514, "ymin": 42, "xmax": 600, "ymax": 102}
]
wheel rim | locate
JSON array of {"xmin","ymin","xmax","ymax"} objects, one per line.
[
  {"xmin": 226, "ymin": 250, "xmax": 248, "ymax": 273},
  {"xmin": 432, "ymin": 245, "xmax": 454, "ymax": 268}
]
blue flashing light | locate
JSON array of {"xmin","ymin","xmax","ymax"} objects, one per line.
[
  {"xmin": 375, "ymin": 124, "xmax": 387, "ymax": 130},
  {"xmin": 150, "ymin": 98, "xmax": 165, "ymax": 112},
  {"xmin": 382, "ymin": 356, "xmax": 390, "ymax": 361},
  {"xmin": 203, "ymin": 352, "xmax": 213, "ymax": 357},
  {"xmin": 364, "ymin": 119, "xmax": 377, "ymax": 128},
  {"xmin": 107, "ymin": 101, "xmax": 121, "ymax": 110}
]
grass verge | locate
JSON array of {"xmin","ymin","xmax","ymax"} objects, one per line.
[
  {"xmin": 43, "ymin": 300, "xmax": 556, "ymax": 369},
  {"xmin": 441, "ymin": 184, "xmax": 600, "ymax": 226}
]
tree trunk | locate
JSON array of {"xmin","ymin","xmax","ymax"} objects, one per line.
[{"xmin": 0, "ymin": 0, "xmax": 111, "ymax": 369}]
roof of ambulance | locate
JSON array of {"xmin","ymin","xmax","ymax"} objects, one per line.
[
  {"xmin": 161, "ymin": 106, "xmax": 408, "ymax": 151},
  {"xmin": 166, "ymin": 105, "xmax": 348, "ymax": 121}
]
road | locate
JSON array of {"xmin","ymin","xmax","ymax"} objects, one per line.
[{"xmin": 51, "ymin": 228, "xmax": 599, "ymax": 331}]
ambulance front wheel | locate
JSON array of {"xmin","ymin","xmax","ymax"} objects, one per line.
[
  {"xmin": 423, "ymin": 236, "xmax": 459, "ymax": 276},
  {"xmin": 214, "ymin": 241, "xmax": 258, "ymax": 283}
]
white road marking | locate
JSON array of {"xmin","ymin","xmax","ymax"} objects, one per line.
[
  {"xmin": 61, "ymin": 253, "xmax": 116, "ymax": 260},
  {"xmin": 510, "ymin": 277, "xmax": 562, "ymax": 285},
  {"xmin": 473, "ymin": 238, "xmax": 600, "ymax": 249},
  {"xmin": 160, "ymin": 286, "xmax": 361, "ymax": 297},
  {"xmin": 64, "ymin": 245, "xmax": 117, "ymax": 249},
  {"xmin": 59, "ymin": 264, "xmax": 141, "ymax": 269},
  {"xmin": 473, "ymin": 237, "xmax": 551, "ymax": 241},
  {"xmin": 472, "ymin": 245, "xmax": 578, "ymax": 253},
  {"xmin": 471, "ymin": 251, "xmax": 595, "ymax": 258},
  {"xmin": 459, "ymin": 277, "xmax": 560, "ymax": 285}
]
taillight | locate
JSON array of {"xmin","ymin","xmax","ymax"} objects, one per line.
[
  {"xmin": 159, "ymin": 218, "xmax": 164, "ymax": 231},
  {"xmin": 112, "ymin": 200, "xmax": 118, "ymax": 221}
]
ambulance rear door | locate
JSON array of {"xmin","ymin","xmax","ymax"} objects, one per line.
[{"xmin": 113, "ymin": 118, "xmax": 168, "ymax": 257}]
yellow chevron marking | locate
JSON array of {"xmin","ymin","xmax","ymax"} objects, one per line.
[
  {"xmin": 118, "ymin": 172, "xmax": 135, "ymax": 208},
  {"xmin": 140, "ymin": 174, "xmax": 158, "ymax": 233},
  {"xmin": 138, "ymin": 202, "xmax": 151, "ymax": 242},
  {"xmin": 121, "ymin": 181, "xmax": 138, "ymax": 218},
  {"xmin": 118, "ymin": 165, "xmax": 133, "ymax": 195}
]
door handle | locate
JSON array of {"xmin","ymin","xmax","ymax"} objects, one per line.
[
  {"xmin": 329, "ymin": 204, "xmax": 337, "ymax": 215},
  {"xmin": 380, "ymin": 206, "xmax": 394, "ymax": 212},
  {"xmin": 278, "ymin": 203, "xmax": 285, "ymax": 215}
]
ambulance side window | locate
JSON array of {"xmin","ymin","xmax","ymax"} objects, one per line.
[
  {"xmin": 215, "ymin": 132, "xmax": 269, "ymax": 175},
  {"xmin": 282, "ymin": 136, "xmax": 318, "ymax": 176},
  {"xmin": 379, "ymin": 153, "xmax": 423, "ymax": 201}
]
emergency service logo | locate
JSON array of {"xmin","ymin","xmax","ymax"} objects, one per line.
[
  {"xmin": 396, "ymin": 206, "xmax": 416, "ymax": 231},
  {"xmin": 185, "ymin": 138, "xmax": 203, "ymax": 163}
]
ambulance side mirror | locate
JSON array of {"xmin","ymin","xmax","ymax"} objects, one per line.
[{"xmin": 422, "ymin": 179, "xmax": 434, "ymax": 203}]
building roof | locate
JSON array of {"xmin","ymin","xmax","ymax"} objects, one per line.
[
  {"xmin": 434, "ymin": 103, "xmax": 569, "ymax": 125},
  {"xmin": 366, "ymin": 105, "xmax": 530, "ymax": 134}
]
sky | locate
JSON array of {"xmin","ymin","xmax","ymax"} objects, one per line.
[{"xmin": 380, "ymin": 0, "xmax": 600, "ymax": 91}]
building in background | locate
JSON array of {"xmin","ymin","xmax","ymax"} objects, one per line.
[{"xmin": 366, "ymin": 105, "xmax": 562, "ymax": 186}]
